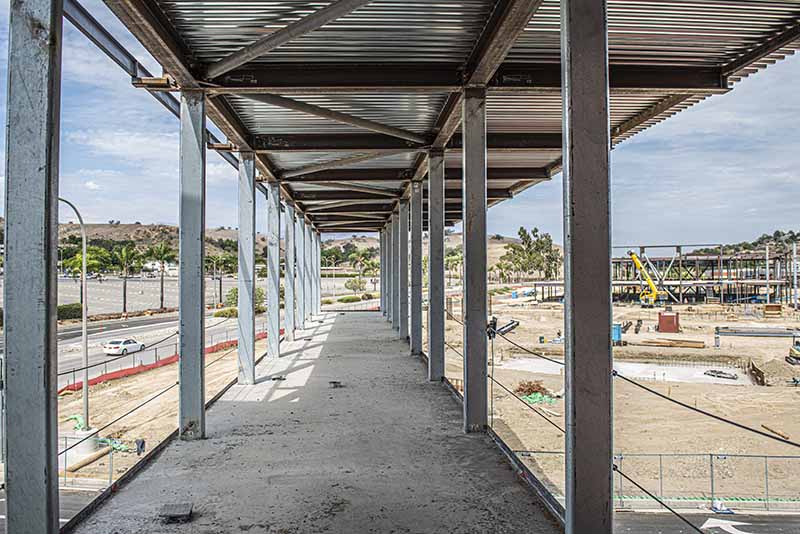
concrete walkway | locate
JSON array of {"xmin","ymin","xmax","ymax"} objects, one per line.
[{"xmin": 74, "ymin": 312, "xmax": 559, "ymax": 533}]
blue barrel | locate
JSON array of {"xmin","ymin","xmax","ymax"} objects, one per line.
[{"xmin": 612, "ymin": 323, "xmax": 622, "ymax": 343}]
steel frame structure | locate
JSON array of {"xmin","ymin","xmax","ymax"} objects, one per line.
[{"xmin": 4, "ymin": 0, "xmax": 800, "ymax": 532}]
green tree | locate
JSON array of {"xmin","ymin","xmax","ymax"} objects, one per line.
[
  {"xmin": 63, "ymin": 246, "xmax": 112, "ymax": 274},
  {"xmin": 113, "ymin": 245, "xmax": 140, "ymax": 314},
  {"xmin": 220, "ymin": 253, "xmax": 238, "ymax": 274},
  {"xmin": 362, "ymin": 259, "xmax": 380, "ymax": 291},
  {"xmin": 225, "ymin": 286, "xmax": 265, "ymax": 308},
  {"xmin": 146, "ymin": 242, "xmax": 177, "ymax": 309}
]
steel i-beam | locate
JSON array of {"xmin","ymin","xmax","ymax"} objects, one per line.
[
  {"xmin": 4, "ymin": 0, "xmax": 63, "ymax": 528},
  {"xmin": 562, "ymin": 1, "xmax": 614, "ymax": 532},
  {"xmin": 178, "ymin": 90, "xmax": 207, "ymax": 439},
  {"xmin": 462, "ymin": 87, "xmax": 488, "ymax": 433},
  {"xmin": 237, "ymin": 152, "xmax": 257, "ymax": 385}
]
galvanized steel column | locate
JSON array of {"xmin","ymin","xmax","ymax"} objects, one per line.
[
  {"xmin": 267, "ymin": 183, "xmax": 281, "ymax": 358},
  {"xmin": 391, "ymin": 212, "xmax": 400, "ymax": 331},
  {"xmin": 305, "ymin": 222, "xmax": 313, "ymax": 320},
  {"xmin": 178, "ymin": 90, "xmax": 206, "ymax": 439},
  {"xmin": 315, "ymin": 232, "xmax": 322, "ymax": 314},
  {"xmin": 399, "ymin": 200, "xmax": 410, "ymax": 341},
  {"xmin": 427, "ymin": 150, "xmax": 446, "ymax": 381},
  {"xmin": 296, "ymin": 216, "xmax": 307, "ymax": 329},
  {"xmin": 380, "ymin": 229, "xmax": 386, "ymax": 315},
  {"xmin": 410, "ymin": 186, "xmax": 423, "ymax": 354},
  {"xmin": 3, "ymin": 0, "xmax": 62, "ymax": 527},
  {"xmin": 561, "ymin": 1, "xmax": 613, "ymax": 531},
  {"xmin": 462, "ymin": 87, "xmax": 488, "ymax": 433},
  {"xmin": 237, "ymin": 152, "xmax": 256, "ymax": 385},
  {"xmin": 384, "ymin": 224, "xmax": 394, "ymax": 328},
  {"xmin": 284, "ymin": 205, "xmax": 297, "ymax": 341}
]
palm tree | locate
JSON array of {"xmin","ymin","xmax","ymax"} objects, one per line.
[
  {"xmin": 113, "ymin": 245, "xmax": 140, "ymax": 314},
  {"xmin": 348, "ymin": 249, "xmax": 371, "ymax": 277},
  {"xmin": 205, "ymin": 254, "xmax": 224, "ymax": 305},
  {"xmin": 362, "ymin": 259, "xmax": 380, "ymax": 291},
  {"xmin": 146, "ymin": 242, "xmax": 177, "ymax": 309}
]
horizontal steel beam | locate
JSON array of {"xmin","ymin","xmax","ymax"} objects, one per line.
[
  {"xmin": 294, "ymin": 189, "xmax": 511, "ymax": 201},
  {"xmin": 243, "ymin": 93, "xmax": 428, "ymax": 144},
  {"xmin": 281, "ymin": 149, "xmax": 424, "ymax": 179},
  {"xmin": 63, "ymin": 0, "xmax": 241, "ymax": 169},
  {"xmin": 722, "ymin": 22, "xmax": 800, "ymax": 76},
  {"xmin": 207, "ymin": 63, "xmax": 727, "ymax": 94},
  {"xmin": 284, "ymin": 166, "xmax": 550, "ymax": 183},
  {"xmin": 252, "ymin": 133, "xmax": 560, "ymax": 152},
  {"xmin": 494, "ymin": 63, "xmax": 726, "ymax": 94},
  {"xmin": 205, "ymin": 0, "xmax": 373, "ymax": 79},
  {"xmin": 305, "ymin": 204, "xmax": 394, "ymax": 214}
]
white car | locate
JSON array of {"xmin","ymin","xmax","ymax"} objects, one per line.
[{"xmin": 103, "ymin": 338, "xmax": 146, "ymax": 355}]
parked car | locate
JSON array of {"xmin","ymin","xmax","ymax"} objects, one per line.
[
  {"xmin": 103, "ymin": 338, "xmax": 146, "ymax": 355},
  {"xmin": 704, "ymin": 369, "xmax": 738, "ymax": 380}
]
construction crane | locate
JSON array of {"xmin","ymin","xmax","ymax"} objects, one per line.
[{"xmin": 628, "ymin": 250, "xmax": 666, "ymax": 307}]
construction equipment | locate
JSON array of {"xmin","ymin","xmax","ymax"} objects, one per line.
[
  {"xmin": 628, "ymin": 250, "xmax": 667, "ymax": 307},
  {"xmin": 787, "ymin": 334, "xmax": 800, "ymax": 365}
]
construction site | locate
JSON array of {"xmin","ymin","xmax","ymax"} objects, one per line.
[{"xmin": 4, "ymin": 1, "xmax": 800, "ymax": 533}]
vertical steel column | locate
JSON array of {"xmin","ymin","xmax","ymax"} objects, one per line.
[
  {"xmin": 296, "ymin": 216, "xmax": 307, "ymax": 329},
  {"xmin": 766, "ymin": 245, "xmax": 770, "ymax": 304},
  {"xmin": 4, "ymin": 0, "xmax": 62, "ymax": 527},
  {"xmin": 284, "ymin": 205, "xmax": 297, "ymax": 341},
  {"xmin": 380, "ymin": 229, "xmax": 386, "ymax": 315},
  {"xmin": 267, "ymin": 183, "xmax": 281, "ymax": 358},
  {"xmin": 462, "ymin": 87, "xmax": 488, "ymax": 433},
  {"xmin": 237, "ymin": 152, "xmax": 256, "ymax": 385},
  {"xmin": 383, "ymin": 224, "xmax": 394, "ymax": 328},
  {"xmin": 315, "ymin": 233, "xmax": 322, "ymax": 314},
  {"xmin": 561, "ymin": 0, "xmax": 613, "ymax": 531},
  {"xmin": 427, "ymin": 150, "xmax": 446, "ymax": 381},
  {"xmin": 178, "ymin": 90, "xmax": 207, "ymax": 439},
  {"xmin": 305, "ymin": 222, "xmax": 313, "ymax": 320},
  {"xmin": 392, "ymin": 212, "xmax": 401, "ymax": 331},
  {"xmin": 410, "ymin": 183, "xmax": 423, "ymax": 354},
  {"xmin": 793, "ymin": 242, "xmax": 797, "ymax": 310},
  {"xmin": 399, "ymin": 200, "xmax": 410, "ymax": 341}
]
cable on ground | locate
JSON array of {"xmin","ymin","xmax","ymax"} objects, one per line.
[{"xmin": 614, "ymin": 370, "xmax": 800, "ymax": 450}]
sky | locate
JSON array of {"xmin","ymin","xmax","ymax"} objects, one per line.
[{"xmin": 0, "ymin": 2, "xmax": 798, "ymax": 247}]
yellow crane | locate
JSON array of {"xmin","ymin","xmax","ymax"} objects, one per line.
[{"xmin": 628, "ymin": 250, "xmax": 665, "ymax": 307}]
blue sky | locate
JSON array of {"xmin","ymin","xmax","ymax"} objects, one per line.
[{"xmin": 0, "ymin": 1, "xmax": 798, "ymax": 246}]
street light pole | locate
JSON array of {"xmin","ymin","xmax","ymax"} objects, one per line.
[{"xmin": 59, "ymin": 198, "xmax": 89, "ymax": 429}]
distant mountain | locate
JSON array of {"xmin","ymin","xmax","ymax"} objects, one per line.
[{"xmin": 57, "ymin": 221, "xmax": 267, "ymax": 257}]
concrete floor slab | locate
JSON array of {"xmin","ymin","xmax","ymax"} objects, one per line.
[{"xmin": 72, "ymin": 312, "xmax": 560, "ymax": 533}]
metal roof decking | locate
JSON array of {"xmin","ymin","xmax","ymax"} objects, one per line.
[{"xmin": 102, "ymin": 0, "xmax": 800, "ymax": 231}]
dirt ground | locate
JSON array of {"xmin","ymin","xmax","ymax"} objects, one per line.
[
  {"xmin": 423, "ymin": 293, "xmax": 800, "ymax": 504},
  {"xmin": 56, "ymin": 340, "xmax": 267, "ymax": 485}
]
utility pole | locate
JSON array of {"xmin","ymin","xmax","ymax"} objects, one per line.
[{"xmin": 59, "ymin": 198, "xmax": 90, "ymax": 429}]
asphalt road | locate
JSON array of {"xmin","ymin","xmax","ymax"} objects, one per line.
[
  {"xmin": 0, "ymin": 275, "xmax": 239, "ymax": 315},
  {"xmin": 53, "ymin": 312, "xmax": 266, "ymax": 389},
  {"xmin": 617, "ymin": 512, "xmax": 800, "ymax": 533}
]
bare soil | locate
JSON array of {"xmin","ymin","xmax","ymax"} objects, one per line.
[{"xmin": 424, "ymin": 296, "xmax": 800, "ymax": 503}]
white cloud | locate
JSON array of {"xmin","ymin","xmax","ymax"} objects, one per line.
[{"xmin": 84, "ymin": 180, "xmax": 101, "ymax": 191}]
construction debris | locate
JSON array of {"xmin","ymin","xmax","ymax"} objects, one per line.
[
  {"xmin": 761, "ymin": 424, "xmax": 790, "ymax": 441},
  {"xmin": 159, "ymin": 503, "xmax": 194, "ymax": 523},
  {"xmin": 716, "ymin": 326, "xmax": 798, "ymax": 338},
  {"xmin": 514, "ymin": 380, "xmax": 550, "ymax": 397},
  {"xmin": 633, "ymin": 338, "xmax": 705, "ymax": 349}
]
